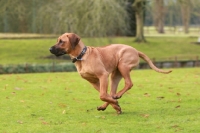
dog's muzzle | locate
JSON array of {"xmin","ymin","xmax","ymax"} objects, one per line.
[{"xmin": 49, "ymin": 46, "xmax": 67, "ymax": 56}]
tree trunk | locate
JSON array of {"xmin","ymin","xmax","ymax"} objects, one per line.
[
  {"xmin": 133, "ymin": 0, "xmax": 146, "ymax": 43},
  {"xmin": 31, "ymin": 0, "xmax": 36, "ymax": 33},
  {"xmin": 154, "ymin": 0, "xmax": 165, "ymax": 33},
  {"xmin": 157, "ymin": 0, "xmax": 165, "ymax": 33},
  {"xmin": 180, "ymin": 2, "xmax": 190, "ymax": 34},
  {"xmin": 135, "ymin": 9, "xmax": 146, "ymax": 42},
  {"xmin": 3, "ymin": 8, "xmax": 9, "ymax": 32}
]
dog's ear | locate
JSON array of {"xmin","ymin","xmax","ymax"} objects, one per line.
[{"xmin": 67, "ymin": 33, "xmax": 80, "ymax": 49}]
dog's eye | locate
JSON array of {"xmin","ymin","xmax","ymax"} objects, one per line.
[
  {"xmin": 58, "ymin": 40, "xmax": 65, "ymax": 46},
  {"xmin": 59, "ymin": 40, "xmax": 63, "ymax": 43}
]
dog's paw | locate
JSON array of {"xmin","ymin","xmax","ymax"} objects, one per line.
[
  {"xmin": 112, "ymin": 95, "xmax": 122, "ymax": 99},
  {"xmin": 117, "ymin": 110, "xmax": 122, "ymax": 114},
  {"xmin": 97, "ymin": 106, "xmax": 106, "ymax": 111}
]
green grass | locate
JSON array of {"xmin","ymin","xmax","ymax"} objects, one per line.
[
  {"xmin": 0, "ymin": 68, "xmax": 200, "ymax": 132},
  {"xmin": 0, "ymin": 33, "xmax": 57, "ymax": 39},
  {"xmin": 0, "ymin": 36, "xmax": 200, "ymax": 65}
]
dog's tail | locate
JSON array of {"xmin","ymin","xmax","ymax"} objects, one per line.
[{"xmin": 138, "ymin": 51, "xmax": 172, "ymax": 74}]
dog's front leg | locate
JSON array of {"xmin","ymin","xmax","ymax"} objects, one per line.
[
  {"xmin": 99, "ymin": 73, "xmax": 121, "ymax": 114},
  {"xmin": 99, "ymin": 73, "xmax": 115, "ymax": 103},
  {"xmin": 90, "ymin": 81, "xmax": 110, "ymax": 111}
]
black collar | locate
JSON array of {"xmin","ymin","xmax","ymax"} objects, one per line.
[{"xmin": 72, "ymin": 46, "xmax": 87, "ymax": 63}]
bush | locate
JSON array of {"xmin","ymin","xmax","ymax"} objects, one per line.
[{"xmin": 0, "ymin": 63, "xmax": 76, "ymax": 74}]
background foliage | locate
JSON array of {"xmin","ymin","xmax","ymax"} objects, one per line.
[
  {"xmin": 0, "ymin": 0, "xmax": 200, "ymax": 37},
  {"xmin": 0, "ymin": 0, "xmax": 129, "ymax": 37}
]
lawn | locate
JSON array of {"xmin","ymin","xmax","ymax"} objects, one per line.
[
  {"xmin": 0, "ymin": 68, "xmax": 200, "ymax": 132},
  {"xmin": 0, "ymin": 36, "xmax": 200, "ymax": 65}
]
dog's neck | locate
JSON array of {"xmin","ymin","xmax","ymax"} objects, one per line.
[{"xmin": 69, "ymin": 41, "xmax": 85, "ymax": 58}]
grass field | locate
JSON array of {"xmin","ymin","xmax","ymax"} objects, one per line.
[
  {"xmin": 0, "ymin": 36, "xmax": 200, "ymax": 65},
  {"xmin": 0, "ymin": 68, "xmax": 200, "ymax": 133}
]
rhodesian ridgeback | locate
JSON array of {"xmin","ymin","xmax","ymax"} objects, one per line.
[{"xmin": 50, "ymin": 33, "xmax": 172, "ymax": 114}]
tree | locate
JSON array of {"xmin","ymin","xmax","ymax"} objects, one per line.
[
  {"xmin": 35, "ymin": 0, "xmax": 129, "ymax": 37},
  {"xmin": 179, "ymin": 0, "xmax": 193, "ymax": 34},
  {"xmin": 126, "ymin": 0, "xmax": 136, "ymax": 36},
  {"xmin": 153, "ymin": 0, "xmax": 165, "ymax": 33},
  {"xmin": 0, "ymin": 0, "xmax": 14, "ymax": 32},
  {"xmin": 132, "ymin": 0, "xmax": 146, "ymax": 42},
  {"xmin": 0, "ymin": 0, "xmax": 129, "ymax": 36},
  {"xmin": 0, "ymin": 0, "xmax": 39, "ymax": 33}
]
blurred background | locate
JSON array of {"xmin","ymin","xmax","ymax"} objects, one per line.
[
  {"xmin": 0, "ymin": 0, "xmax": 200, "ymax": 74},
  {"xmin": 0, "ymin": 0, "xmax": 200, "ymax": 37}
]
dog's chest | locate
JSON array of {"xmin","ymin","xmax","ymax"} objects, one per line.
[
  {"xmin": 79, "ymin": 72, "xmax": 98, "ymax": 83},
  {"xmin": 75, "ymin": 63, "xmax": 98, "ymax": 83}
]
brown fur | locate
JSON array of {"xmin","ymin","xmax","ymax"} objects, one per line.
[{"xmin": 50, "ymin": 33, "xmax": 172, "ymax": 114}]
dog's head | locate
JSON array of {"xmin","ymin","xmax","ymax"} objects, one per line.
[{"xmin": 49, "ymin": 33, "xmax": 80, "ymax": 56}]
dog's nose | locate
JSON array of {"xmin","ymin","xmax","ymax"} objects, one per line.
[{"xmin": 49, "ymin": 47, "xmax": 53, "ymax": 52}]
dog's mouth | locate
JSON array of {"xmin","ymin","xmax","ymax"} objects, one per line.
[{"xmin": 49, "ymin": 46, "xmax": 67, "ymax": 57}]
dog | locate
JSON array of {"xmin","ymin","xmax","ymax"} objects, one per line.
[{"xmin": 50, "ymin": 33, "xmax": 172, "ymax": 114}]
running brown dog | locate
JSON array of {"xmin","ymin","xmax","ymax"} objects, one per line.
[{"xmin": 49, "ymin": 33, "xmax": 172, "ymax": 114}]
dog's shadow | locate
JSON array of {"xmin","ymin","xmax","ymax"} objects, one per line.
[{"xmin": 86, "ymin": 107, "xmax": 140, "ymax": 116}]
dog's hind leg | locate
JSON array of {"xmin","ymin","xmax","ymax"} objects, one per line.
[
  {"xmin": 110, "ymin": 69, "xmax": 122, "ymax": 99},
  {"xmin": 112, "ymin": 63, "xmax": 133, "ymax": 99}
]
